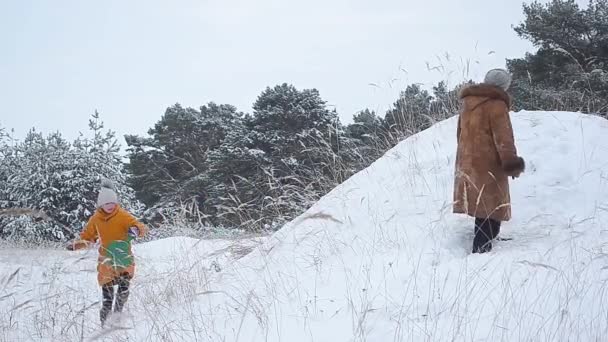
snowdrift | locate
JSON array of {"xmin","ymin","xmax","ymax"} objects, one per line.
[{"xmin": 2, "ymin": 111, "xmax": 608, "ymax": 342}]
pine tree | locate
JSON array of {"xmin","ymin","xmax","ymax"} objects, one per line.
[
  {"xmin": 0, "ymin": 126, "xmax": 8, "ymax": 209},
  {"xmin": 347, "ymin": 109, "xmax": 384, "ymax": 142},
  {"xmin": 73, "ymin": 111, "xmax": 142, "ymax": 218},
  {"xmin": 201, "ymin": 84, "xmax": 350, "ymax": 230},
  {"xmin": 429, "ymin": 81, "xmax": 463, "ymax": 119},
  {"xmin": 0, "ymin": 129, "xmax": 78, "ymax": 240},
  {"xmin": 125, "ymin": 102, "xmax": 243, "ymax": 220},
  {"xmin": 205, "ymin": 116, "xmax": 273, "ymax": 227},
  {"xmin": 249, "ymin": 83, "xmax": 342, "ymax": 180},
  {"xmin": 508, "ymin": 0, "xmax": 608, "ymax": 114},
  {"xmin": 384, "ymin": 84, "xmax": 433, "ymax": 137},
  {"xmin": 343, "ymin": 109, "xmax": 388, "ymax": 170},
  {"xmin": 0, "ymin": 112, "xmax": 141, "ymax": 242}
]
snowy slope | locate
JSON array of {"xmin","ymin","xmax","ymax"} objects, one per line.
[{"xmin": 2, "ymin": 111, "xmax": 608, "ymax": 342}]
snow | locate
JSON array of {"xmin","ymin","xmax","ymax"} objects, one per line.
[{"xmin": 3, "ymin": 111, "xmax": 608, "ymax": 341}]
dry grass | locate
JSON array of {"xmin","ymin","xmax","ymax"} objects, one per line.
[{"xmin": 2, "ymin": 52, "xmax": 607, "ymax": 342}]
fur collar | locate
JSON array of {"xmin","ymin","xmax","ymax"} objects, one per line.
[{"xmin": 459, "ymin": 83, "xmax": 511, "ymax": 107}]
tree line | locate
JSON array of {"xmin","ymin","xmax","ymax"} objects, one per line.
[{"xmin": 1, "ymin": 0, "xmax": 607, "ymax": 242}]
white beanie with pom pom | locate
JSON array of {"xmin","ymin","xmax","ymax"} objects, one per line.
[{"xmin": 97, "ymin": 178, "xmax": 118, "ymax": 207}]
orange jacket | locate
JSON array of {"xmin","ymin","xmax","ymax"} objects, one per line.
[{"xmin": 71, "ymin": 205, "xmax": 147, "ymax": 285}]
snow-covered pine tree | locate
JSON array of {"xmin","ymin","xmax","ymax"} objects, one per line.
[
  {"xmin": 206, "ymin": 83, "xmax": 350, "ymax": 230},
  {"xmin": 384, "ymin": 84, "xmax": 434, "ymax": 138},
  {"xmin": 0, "ymin": 125, "xmax": 6, "ymax": 152},
  {"xmin": 507, "ymin": 0, "xmax": 608, "ymax": 115},
  {"xmin": 249, "ymin": 83, "xmax": 346, "ymax": 182},
  {"xmin": 343, "ymin": 109, "xmax": 387, "ymax": 171},
  {"xmin": 0, "ymin": 112, "xmax": 142, "ymax": 243},
  {"xmin": 73, "ymin": 110, "xmax": 142, "ymax": 217},
  {"xmin": 429, "ymin": 81, "xmax": 462, "ymax": 120},
  {"xmin": 347, "ymin": 109, "xmax": 383, "ymax": 142},
  {"xmin": 204, "ymin": 115, "xmax": 273, "ymax": 228},
  {"xmin": 0, "ymin": 126, "xmax": 8, "ymax": 209},
  {"xmin": 125, "ymin": 102, "xmax": 243, "ymax": 223},
  {"xmin": 0, "ymin": 129, "xmax": 79, "ymax": 241}
]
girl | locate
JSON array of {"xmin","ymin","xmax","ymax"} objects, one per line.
[{"xmin": 68, "ymin": 179, "xmax": 147, "ymax": 325}]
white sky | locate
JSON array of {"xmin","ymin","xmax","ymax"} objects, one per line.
[{"xmin": 0, "ymin": 0, "xmax": 587, "ymax": 143}]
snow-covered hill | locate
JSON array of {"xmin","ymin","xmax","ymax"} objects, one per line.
[{"xmin": 2, "ymin": 111, "xmax": 608, "ymax": 342}]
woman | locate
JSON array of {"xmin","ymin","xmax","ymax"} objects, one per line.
[{"xmin": 453, "ymin": 68, "xmax": 525, "ymax": 253}]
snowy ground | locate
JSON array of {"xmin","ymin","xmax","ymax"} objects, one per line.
[{"xmin": 2, "ymin": 111, "xmax": 608, "ymax": 341}]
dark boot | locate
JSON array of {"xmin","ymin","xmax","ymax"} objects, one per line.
[
  {"xmin": 114, "ymin": 273, "xmax": 131, "ymax": 313},
  {"xmin": 472, "ymin": 218, "xmax": 493, "ymax": 253},
  {"xmin": 490, "ymin": 219, "xmax": 501, "ymax": 240},
  {"xmin": 100, "ymin": 283, "xmax": 115, "ymax": 326}
]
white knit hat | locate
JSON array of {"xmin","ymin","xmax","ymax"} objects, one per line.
[
  {"xmin": 484, "ymin": 68, "xmax": 512, "ymax": 90},
  {"xmin": 97, "ymin": 178, "xmax": 118, "ymax": 207}
]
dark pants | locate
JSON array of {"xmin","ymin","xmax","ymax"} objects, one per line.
[
  {"xmin": 100, "ymin": 273, "xmax": 131, "ymax": 325},
  {"xmin": 472, "ymin": 217, "xmax": 501, "ymax": 253}
]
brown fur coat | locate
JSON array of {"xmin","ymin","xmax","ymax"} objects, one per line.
[{"xmin": 453, "ymin": 84, "xmax": 525, "ymax": 221}]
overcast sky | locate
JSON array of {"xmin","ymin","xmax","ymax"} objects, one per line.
[{"xmin": 0, "ymin": 0, "xmax": 586, "ymax": 143}]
